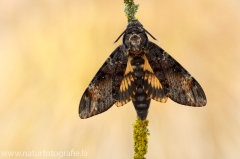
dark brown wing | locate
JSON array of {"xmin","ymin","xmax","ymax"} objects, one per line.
[
  {"xmin": 145, "ymin": 42, "xmax": 207, "ymax": 107},
  {"xmin": 79, "ymin": 45, "xmax": 128, "ymax": 119},
  {"xmin": 115, "ymin": 58, "xmax": 136, "ymax": 106},
  {"xmin": 142, "ymin": 55, "xmax": 168, "ymax": 103}
]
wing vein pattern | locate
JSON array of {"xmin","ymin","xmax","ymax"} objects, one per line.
[
  {"xmin": 79, "ymin": 45, "xmax": 131, "ymax": 119},
  {"xmin": 145, "ymin": 42, "xmax": 207, "ymax": 106}
]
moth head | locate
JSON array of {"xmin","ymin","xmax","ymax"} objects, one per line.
[
  {"xmin": 113, "ymin": 19, "xmax": 158, "ymax": 45},
  {"xmin": 127, "ymin": 19, "xmax": 143, "ymax": 28},
  {"xmin": 129, "ymin": 33, "xmax": 142, "ymax": 54}
]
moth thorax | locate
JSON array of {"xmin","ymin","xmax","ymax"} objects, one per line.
[{"xmin": 129, "ymin": 34, "xmax": 143, "ymax": 55}]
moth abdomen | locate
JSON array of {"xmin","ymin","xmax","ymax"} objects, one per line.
[{"xmin": 132, "ymin": 86, "xmax": 151, "ymax": 121}]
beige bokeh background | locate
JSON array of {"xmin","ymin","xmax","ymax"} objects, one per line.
[{"xmin": 0, "ymin": 0, "xmax": 240, "ymax": 158}]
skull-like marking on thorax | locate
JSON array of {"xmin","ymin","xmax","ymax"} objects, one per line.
[{"xmin": 129, "ymin": 33, "xmax": 143, "ymax": 55}]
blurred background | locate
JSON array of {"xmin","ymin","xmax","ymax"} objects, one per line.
[{"xmin": 0, "ymin": 0, "xmax": 240, "ymax": 158}]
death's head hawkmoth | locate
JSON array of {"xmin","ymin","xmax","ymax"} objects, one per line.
[{"xmin": 79, "ymin": 20, "xmax": 207, "ymax": 121}]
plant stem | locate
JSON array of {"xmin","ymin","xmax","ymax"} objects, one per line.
[
  {"xmin": 133, "ymin": 117, "xmax": 150, "ymax": 159},
  {"xmin": 124, "ymin": 0, "xmax": 139, "ymax": 23}
]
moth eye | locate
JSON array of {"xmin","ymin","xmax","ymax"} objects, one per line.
[{"xmin": 132, "ymin": 42, "xmax": 135, "ymax": 44}]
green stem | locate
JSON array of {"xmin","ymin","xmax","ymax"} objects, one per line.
[
  {"xmin": 124, "ymin": 0, "xmax": 139, "ymax": 23},
  {"xmin": 133, "ymin": 117, "xmax": 150, "ymax": 159}
]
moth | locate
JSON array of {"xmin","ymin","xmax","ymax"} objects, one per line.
[{"xmin": 79, "ymin": 20, "xmax": 207, "ymax": 121}]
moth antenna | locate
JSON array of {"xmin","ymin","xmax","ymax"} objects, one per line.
[
  {"xmin": 143, "ymin": 28, "xmax": 159, "ymax": 42},
  {"xmin": 113, "ymin": 30, "xmax": 126, "ymax": 45}
]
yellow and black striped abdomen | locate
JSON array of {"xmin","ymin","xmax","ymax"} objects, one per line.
[{"xmin": 130, "ymin": 55, "xmax": 151, "ymax": 120}]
